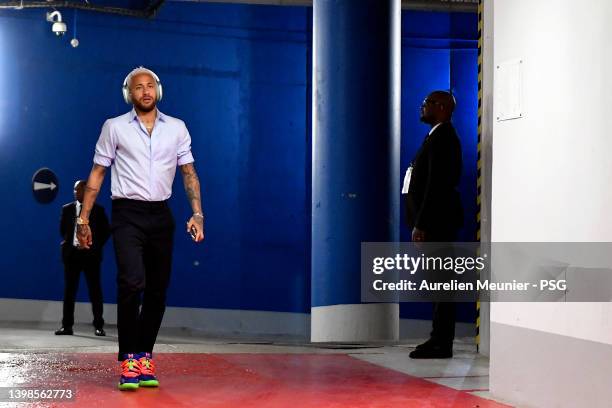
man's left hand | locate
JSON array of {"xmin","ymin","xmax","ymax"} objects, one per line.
[{"xmin": 186, "ymin": 215, "xmax": 205, "ymax": 243}]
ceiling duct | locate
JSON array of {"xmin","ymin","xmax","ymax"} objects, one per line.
[
  {"xmin": 0, "ymin": 0, "xmax": 165, "ymax": 18},
  {"xmin": 167, "ymin": 0, "xmax": 478, "ymax": 13},
  {"xmin": 0, "ymin": 0, "xmax": 476, "ymax": 19}
]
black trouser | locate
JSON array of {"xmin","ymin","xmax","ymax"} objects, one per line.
[
  {"xmin": 61, "ymin": 252, "xmax": 104, "ymax": 329},
  {"xmin": 112, "ymin": 199, "xmax": 175, "ymax": 361},
  {"xmin": 426, "ymin": 229, "xmax": 458, "ymax": 349},
  {"xmin": 430, "ymin": 300, "xmax": 456, "ymax": 348}
]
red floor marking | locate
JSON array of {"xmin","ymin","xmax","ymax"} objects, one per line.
[
  {"xmin": 423, "ymin": 375, "xmax": 489, "ymax": 379},
  {"xmin": 2, "ymin": 353, "xmax": 514, "ymax": 408}
]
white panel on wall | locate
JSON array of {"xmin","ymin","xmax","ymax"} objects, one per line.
[{"xmin": 495, "ymin": 59, "xmax": 523, "ymax": 121}]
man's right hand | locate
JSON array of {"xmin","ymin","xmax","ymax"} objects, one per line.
[{"xmin": 77, "ymin": 224, "xmax": 93, "ymax": 249}]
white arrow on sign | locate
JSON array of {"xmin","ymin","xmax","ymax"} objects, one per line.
[{"xmin": 34, "ymin": 181, "xmax": 57, "ymax": 191}]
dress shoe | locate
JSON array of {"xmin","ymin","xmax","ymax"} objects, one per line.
[
  {"xmin": 409, "ymin": 346, "xmax": 452, "ymax": 359},
  {"xmin": 95, "ymin": 328, "xmax": 106, "ymax": 336},
  {"xmin": 415, "ymin": 338, "xmax": 438, "ymax": 350},
  {"xmin": 55, "ymin": 327, "xmax": 73, "ymax": 335}
]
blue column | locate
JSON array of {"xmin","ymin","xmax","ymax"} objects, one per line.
[{"xmin": 311, "ymin": 0, "xmax": 401, "ymax": 341}]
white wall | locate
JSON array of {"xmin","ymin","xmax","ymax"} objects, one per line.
[
  {"xmin": 478, "ymin": 0, "xmax": 495, "ymax": 357},
  {"xmin": 489, "ymin": 0, "xmax": 612, "ymax": 406},
  {"xmin": 0, "ymin": 298, "xmax": 476, "ymax": 340}
]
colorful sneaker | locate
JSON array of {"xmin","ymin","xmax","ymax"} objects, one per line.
[
  {"xmin": 118, "ymin": 354, "xmax": 141, "ymax": 391},
  {"xmin": 137, "ymin": 352, "xmax": 159, "ymax": 387}
]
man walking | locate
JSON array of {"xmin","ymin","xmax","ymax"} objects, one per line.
[{"xmin": 77, "ymin": 67, "xmax": 205, "ymax": 390}]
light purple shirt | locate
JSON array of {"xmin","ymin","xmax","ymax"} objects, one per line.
[{"xmin": 93, "ymin": 109, "xmax": 194, "ymax": 201}]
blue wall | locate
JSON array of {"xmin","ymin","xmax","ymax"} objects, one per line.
[
  {"xmin": 0, "ymin": 4, "xmax": 477, "ymax": 322},
  {"xmin": 0, "ymin": 3, "xmax": 312, "ymax": 313}
]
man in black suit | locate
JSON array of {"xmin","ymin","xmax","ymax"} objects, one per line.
[
  {"xmin": 56, "ymin": 180, "xmax": 110, "ymax": 336},
  {"xmin": 403, "ymin": 91, "xmax": 463, "ymax": 359}
]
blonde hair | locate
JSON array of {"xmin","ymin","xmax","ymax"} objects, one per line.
[
  {"xmin": 121, "ymin": 66, "xmax": 163, "ymax": 104},
  {"xmin": 125, "ymin": 66, "xmax": 159, "ymax": 89}
]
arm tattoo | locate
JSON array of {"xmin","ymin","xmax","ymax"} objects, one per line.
[
  {"xmin": 80, "ymin": 185, "xmax": 98, "ymax": 220},
  {"xmin": 180, "ymin": 163, "xmax": 202, "ymax": 213},
  {"xmin": 80, "ymin": 164, "xmax": 106, "ymax": 220}
]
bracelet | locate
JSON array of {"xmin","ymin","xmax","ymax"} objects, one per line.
[
  {"xmin": 193, "ymin": 213, "xmax": 204, "ymax": 219},
  {"xmin": 76, "ymin": 217, "xmax": 89, "ymax": 225}
]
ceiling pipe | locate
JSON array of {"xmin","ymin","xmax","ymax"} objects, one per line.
[
  {"xmin": 0, "ymin": 0, "xmax": 478, "ymax": 18},
  {"xmin": 0, "ymin": 0, "xmax": 166, "ymax": 18},
  {"xmin": 0, "ymin": 0, "xmax": 475, "ymax": 18},
  {"xmin": 167, "ymin": 0, "xmax": 478, "ymax": 13}
]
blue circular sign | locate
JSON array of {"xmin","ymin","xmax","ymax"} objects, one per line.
[{"xmin": 32, "ymin": 168, "xmax": 59, "ymax": 204}]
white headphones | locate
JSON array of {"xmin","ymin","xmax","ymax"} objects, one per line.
[{"xmin": 122, "ymin": 66, "xmax": 163, "ymax": 104}]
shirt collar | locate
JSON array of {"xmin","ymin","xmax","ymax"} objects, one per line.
[
  {"xmin": 128, "ymin": 108, "xmax": 166, "ymax": 123},
  {"xmin": 428, "ymin": 121, "xmax": 446, "ymax": 136}
]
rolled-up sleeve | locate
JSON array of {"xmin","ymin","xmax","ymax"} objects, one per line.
[
  {"xmin": 93, "ymin": 120, "xmax": 116, "ymax": 167},
  {"xmin": 177, "ymin": 121, "xmax": 195, "ymax": 166}
]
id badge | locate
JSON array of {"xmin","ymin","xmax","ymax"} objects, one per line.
[{"xmin": 401, "ymin": 166, "xmax": 413, "ymax": 194}]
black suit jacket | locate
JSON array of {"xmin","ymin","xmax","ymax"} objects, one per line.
[
  {"xmin": 60, "ymin": 202, "xmax": 110, "ymax": 262},
  {"xmin": 404, "ymin": 122, "xmax": 463, "ymax": 233}
]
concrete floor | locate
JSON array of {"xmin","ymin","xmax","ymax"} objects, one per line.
[{"xmin": 0, "ymin": 322, "xmax": 512, "ymax": 407}]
